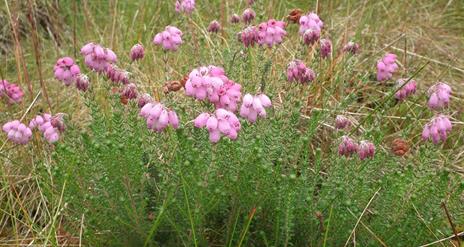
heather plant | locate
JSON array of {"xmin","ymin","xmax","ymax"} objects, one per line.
[{"xmin": 1, "ymin": 1, "xmax": 464, "ymax": 247}]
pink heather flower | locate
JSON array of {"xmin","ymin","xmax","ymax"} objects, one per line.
[
  {"xmin": 194, "ymin": 108, "xmax": 241, "ymax": 143},
  {"xmin": 137, "ymin": 93, "xmax": 153, "ymax": 108},
  {"xmin": 358, "ymin": 141, "xmax": 375, "ymax": 160},
  {"xmin": 81, "ymin": 43, "xmax": 117, "ymax": 72},
  {"xmin": 207, "ymin": 20, "xmax": 221, "ymax": 33},
  {"xmin": 140, "ymin": 102, "xmax": 179, "ymax": 132},
  {"xmin": 185, "ymin": 66, "xmax": 242, "ymax": 111},
  {"xmin": 343, "ymin": 41, "xmax": 360, "ymax": 55},
  {"xmin": 335, "ymin": 115, "xmax": 351, "ymax": 130},
  {"xmin": 238, "ymin": 26, "xmax": 259, "ymax": 47},
  {"xmin": 29, "ymin": 113, "xmax": 64, "ymax": 143},
  {"xmin": 130, "ymin": 44, "xmax": 145, "ymax": 61},
  {"xmin": 257, "ymin": 19, "xmax": 287, "ymax": 47},
  {"xmin": 0, "ymin": 80, "xmax": 24, "ymax": 104},
  {"xmin": 299, "ymin": 12, "xmax": 323, "ymax": 45},
  {"xmin": 427, "ymin": 82, "xmax": 451, "ymax": 110},
  {"xmin": 240, "ymin": 93, "xmax": 272, "ymax": 123},
  {"xmin": 153, "ymin": 26, "xmax": 183, "ymax": 51},
  {"xmin": 377, "ymin": 53, "xmax": 398, "ymax": 81},
  {"xmin": 54, "ymin": 57, "xmax": 81, "ymax": 86},
  {"xmin": 230, "ymin": 14, "xmax": 240, "ymax": 23},
  {"xmin": 2, "ymin": 120, "xmax": 32, "ymax": 145},
  {"xmin": 106, "ymin": 65, "xmax": 130, "ymax": 84},
  {"xmin": 338, "ymin": 136, "xmax": 358, "ymax": 157},
  {"xmin": 175, "ymin": 0, "xmax": 195, "ymax": 14},
  {"xmin": 121, "ymin": 83, "xmax": 138, "ymax": 100},
  {"xmin": 394, "ymin": 78, "xmax": 417, "ymax": 101},
  {"xmin": 242, "ymin": 8, "xmax": 256, "ymax": 24},
  {"xmin": 75, "ymin": 74, "xmax": 90, "ymax": 92},
  {"xmin": 287, "ymin": 59, "xmax": 315, "ymax": 84},
  {"xmin": 320, "ymin": 38, "xmax": 332, "ymax": 59},
  {"xmin": 422, "ymin": 115, "xmax": 452, "ymax": 144}
]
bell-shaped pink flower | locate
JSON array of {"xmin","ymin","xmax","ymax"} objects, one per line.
[
  {"xmin": 185, "ymin": 65, "xmax": 242, "ymax": 111},
  {"xmin": 427, "ymin": 82, "xmax": 451, "ymax": 110},
  {"xmin": 194, "ymin": 109, "xmax": 241, "ymax": 143},
  {"xmin": 358, "ymin": 141, "xmax": 375, "ymax": 160},
  {"xmin": 175, "ymin": 0, "xmax": 195, "ymax": 14},
  {"xmin": 320, "ymin": 38, "xmax": 332, "ymax": 59},
  {"xmin": 377, "ymin": 53, "xmax": 398, "ymax": 81},
  {"xmin": 0, "ymin": 80, "xmax": 24, "ymax": 104},
  {"xmin": 299, "ymin": 12, "xmax": 323, "ymax": 45},
  {"xmin": 140, "ymin": 102, "xmax": 179, "ymax": 132},
  {"xmin": 29, "ymin": 113, "xmax": 64, "ymax": 143},
  {"xmin": 2, "ymin": 120, "xmax": 32, "ymax": 144},
  {"xmin": 287, "ymin": 59, "xmax": 315, "ymax": 84},
  {"xmin": 54, "ymin": 57, "xmax": 81, "ymax": 86},
  {"xmin": 338, "ymin": 136, "xmax": 358, "ymax": 157},
  {"xmin": 207, "ymin": 20, "xmax": 221, "ymax": 33},
  {"xmin": 394, "ymin": 78, "xmax": 417, "ymax": 101},
  {"xmin": 335, "ymin": 115, "xmax": 351, "ymax": 130},
  {"xmin": 422, "ymin": 115, "xmax": 452, "ymax": 144},
  {"xmin": 153, "ymin": 26, "xmax": 183, "ymax": 51},
  {"xmin": 257, "ymin": 19, "xmax": 287, "ymax": 48},
  {"xmin": 242, "ymin": 8, "xmax": 256, "ymax": 24},
  {"xmin": 230, "ymin": 14, "xmax": 240, "ymax": 24},
  {"xmin": 121, "ymin": 83, "xmax": 138, "ymax": 100},
  {"xmin": 137, "ymin": 93, "xmax": 153, "ymax": 108},
  {"xmin": 130, "ymin": 44, "xmax": 145, "ymax": 61},
  {"xmin": 75, "ymin": 74, "xmax": 90, "ymax": 92},
  {"xmin": 343, "ymin": 41, "xmax": 360, "ymax": 55},
  {"xmin": 238, "ymin": 26, "xmax": 259, "ymax": 47},
  {"xmin": 240, "ymin": 93, "xmax": 272, "ymax": 123},
  {"xmin": 106, "ymin": 65, "xmax": 130, "ymax": 84},
  {"xmin": 81, "ymin": 43, "xmax": 117, "ymax": 72}
]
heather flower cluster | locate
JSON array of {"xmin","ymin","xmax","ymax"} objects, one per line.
[
  {"xmin": 2, "ymin": 120, "xmax": 32, "ymax": 144},
  {"xmin": 257, "ymin": 19, "xmax": 287, "ymax": 47},
  {"xmin": 238, "ymin": 26, "xmax": 259, "ymax": 47},
  {"xmin": 338, "ymin": 136, "xmax": 375, "ymax": 160},
  {"xmin": 299, "ymin": 12, "xmax": 324, "ymax": 45},
  {"xmin": 194, "ymin": 109, "xmax": 241, "ymax": 143},
  {"xmin": 106, "ymin": 65, "xmax": 130, "ymax": 84},
  {"xmin": 358, "ymin": 141, "xmax": 376, "ymax": 160},
  {"xmin": 427, "ymin": 82, "xmax": 451, "ymax": 110},
  {"xmin": 338, "ymin": 136, "xmax": 358, "ymax": 157},
  {"xmin": 121, "ymin": 83, "xmax": 138, "ymax": 100},
  {"xmin": 130, "ymin": 44, "xmax": 145, "ymax": 61},
  {"xmin": 287, "ymin": 59, "xmax": 315, "ymax": 84},
  {"xmin": 140, "ymin": 102, "xmax": 179, "ymax": 132},
  {"xmin": 0, "ymin": 80, "xmax": 24, "ymax": 104},
  {"xmin": 240, "ymin": 94, "xmax": 272, "ymax": 123},
  {"xmin": 422, "ymin": 115, "xmax": 452, "ymax": 144},
  {"xmin": 230, "ymin": 14, "xmax": 240, "ymax": 24},
  {"xmin": 175, "ymin": 0, "xmax": 195, "ymax": 14},
  {"xmin": 207, "ymin": 20, "xmax": 221, "ymax": 33},
  {"xmin": 54, "ymin": 57, "xmax": 81, "ymax": 86},
  {"xmin": 376, "ymin": 53, "xmax": 398, "ymax": 81},
  {"xmin": 153, "ymin": 26, "xmax": 183, "ymax": 51},
  {"xmin": 394, "ymin": 78, "xmax": 417, "ymax": 101},
  {"xmin": 81, "ymin": 43, "xmax": 117, "ymax": 72},
  {"xmin": 185, "ymin": 66, "xmax": 242, "ymax": 111},
  {"xmin": 343, "ymin": 41, "xmax": 360, "ymax": 55},
  {"xmin": 335, "ymin": 115, "xmax": 351, "ymax": 130},
  {"xmin": 75, "ymin": 74, "xmax": 90, "ymax": 92},
  {"xmin": 319, "ymin": 38, "xmax": 332, "ymax": 59},
  {"xmin": 29, "ymin": 113, "xmax": 65, "ymax": 143},
  {"xmin": 242, "ymin": 8, "xmax": 256, "ymax": 24}
]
